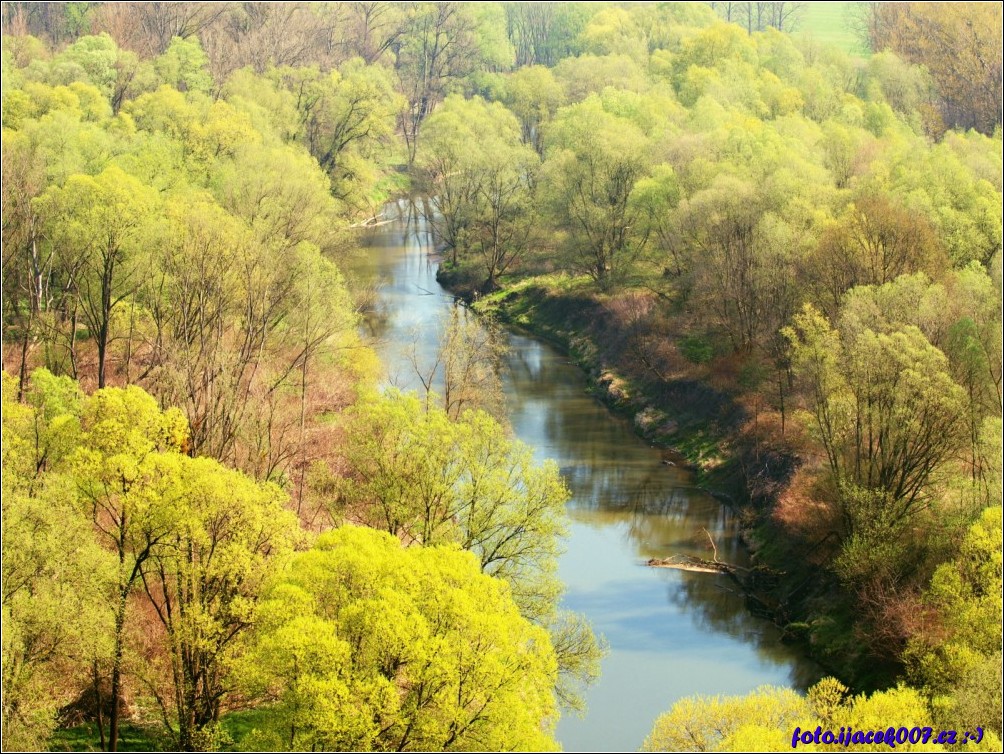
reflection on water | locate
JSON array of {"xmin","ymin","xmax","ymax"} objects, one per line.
[{"xmin": 346, "ymin": 201, "xmax": 822, "ymax": 752}]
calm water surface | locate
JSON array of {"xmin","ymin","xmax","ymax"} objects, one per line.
[{"xmin": 347, "ymin": 201, "xmax": 821, "ymax": 752}]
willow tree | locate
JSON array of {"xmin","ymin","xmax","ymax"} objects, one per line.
[
  {"xmin": 71, "ymin": 385, "xmax": 190, "ymax": 751},
  {"xmin": 417, "ymin": 94, "xmax": 540, "ymax": 289},
  {"xmin": 338, "ymin": 390, "xmax": 602, "ymax": 708},
  {"xmin": 36, "ymin": 166, "xmax": 157, "ymax": 387},
  {"xmin": 784, "ymin": 304, "xmax": 967, "ymax": 531},
  {"xmin": 543, "ymin": 96, "xmax": 649, "ymax": 289},
  {"xmin": 239, "ymin": 525, "xmax": 560, "ymax": 752}
]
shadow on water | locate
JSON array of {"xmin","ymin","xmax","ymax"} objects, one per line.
[{"xmin": 346, "ymin": 200, "xmax": 824, "ymax": 752}]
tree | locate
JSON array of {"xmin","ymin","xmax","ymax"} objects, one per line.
[
  {"xmin": 711, "ymin": 2, "xmax": 805, "ymax": 34},
  {"xmin": 629, "ymin": 164, "xmax": 683, "ymax": 276},
  {"xmin": 1, "ymin": 370, "xmax": 114, "ymax": 751},
  {"xmin": 642, "ymin": 684, "xmax": 810, "ymax": 751},
  {"xmin": 679, "ymin": 176, "xmax": 799, "ymax": 353},
  {"xmin": 643, "ymin": 676, "xmax": 957, "ymax": 752},
  {"xmin": 867, "ymin": 3, "xmax": 1002, "ymax": 135},
  {"xmin": 785, "ymin": 304, "xmax": 967, "ymax": 530},
  {"xmin": 503, "ymin": 2, "xmax": 593, "ymax": 67},
  {"xmin": 197, "ymin": 3, "xmax": 339, "ymax": 81},
  {"xmin": 36, "ymin": 166, "xmax": 157, "ymax": 388},
  {"xmin": 543, "ymin": 97, "xmax": 649, "ymax": 289},
  {"xmin": 1, "ymin": 129, "xmax": 50, "ymax": 393},
  {"xmin": 3, "ymin": 366, "xmax": 307, "ymax": 751},
  {"xmin": 45, "ymin": 33, "xmax": 140, "ymax": 114},
  {"xmin": 418, "ymin": 95, "xmax": 540, "ymax": 290},
  {"xmin": 338, "ymin": 390, "xmax": 603, "ymax": 706},
  {"xmin": 410, "ymin": 305, "xmax": 509, "ymax": 422},
  {"xmin": 138, "ymin": 457, "xmax": 298, "ymax": 751},
  {"xmin": 89, "ymin": 2, "xmax": 229, "ymax": 58},
  {"xmin": 394, "ymin": 2, "xmax": 481, "ymax": 165},
  {"xmin": 816, "ymin": 192, "xmax": 945, "ymax": 294},
  {"xmin": 239, "ymin": 525, "xmax": 560, "ymax": 752},
  {"xmin": 276, "ymin": 61, "xmax": 402, "ymax": 207},
  {"xmin": 71, "ymin": 385, "xmax": 189, "ymax": 751},
  {"xmin": 904, "ymin": 506, "xmax": 1002, "ymax": 700},
  {"xmin": 340, "ymin": 2, "xmax": 410, "ymax": 64},
  {"xmin": 503, "ymin": 64, "xmax": 564, "ymax": 155},
  {"xmin": 152, "ymin": 36, "xmax": 213, "ymax": 95},
  {"xmin": 339, "ymin": 390, "xmax": 568, "ymax": 615}
]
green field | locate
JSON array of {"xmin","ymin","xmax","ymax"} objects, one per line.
[{"xmin": 795, "ymin": 1, "xmax": 871, "ymax": 56}]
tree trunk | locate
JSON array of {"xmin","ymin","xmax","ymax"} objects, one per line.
[
  {"xmin": 17, "ymin": 306, "xmax": 32, "ymax": 400},
  {"xmin": 93, "ymin": 661, "xmax": 106, "ymax": 751},
  {"xmin": 108, "ymin": 598, "xmax": 126, "ymax": 752},
  {"xmin": 69, "ymin": 304, "xmax": 79, "ymax": 379}
]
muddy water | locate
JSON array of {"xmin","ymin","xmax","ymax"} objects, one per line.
[{"xmin": 347, "ymin": 201, "xmax": 821, "ymax": 752}]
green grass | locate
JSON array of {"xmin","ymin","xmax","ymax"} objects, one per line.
[
  {"xmin": 49, "ymin": 710, "xmax": 271, "ymax": 752},
  {"xmin": 49, "ymin": 722, "xmax": 170, "ymax": 752},
  {"xmin": 795, "ymin": 2, "xmax": 871, "ymax": 56},
  {"xmin": 219, "ymin": 709, "xmax": 272, "ymax": 750}
]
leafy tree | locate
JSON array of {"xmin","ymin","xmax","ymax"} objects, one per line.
[
  {"xmin": 503, "ymin": 1, "xmax": 594, "ymax": 68},
  {"xmin": 338, "ymin": 390, "xmax": 602, "ymax": 706},
  {"xmin": 785, "ymin": 304, "xmax": 967, "ymax": 530},
  {"xmin": 678, "ymin": 176, "xmax": 800, "ymax": 352},
  {"xmin": 3, "ymin": 365, "xmax": 308, "ymax": 751},
  {"xmin": 630, "ymin": 164, "xmax": 684, "ymax": 276},
  {"xmin": 139, "ymin": 456, "xmax": 298, "ymax": 750},
  {"xmin": 71, "ymin": 386, "xmax": 190, "ymax": 751},
  {"xmin": 43, "ymin": 33, "xmax": 140, "ymax": 113},
  {"xmin": 1, "ymin": 128, "xmax": 51, "ymax": 393},
  {"xmin": 340, "ymin": 2, "xmax": 411, "ymax": 65},
  {"xmin": 239, "ymin": 525, "xmax": 560, "ymax": 752},
  {"xmin": 552, "ymin": 52, "xmax": 647, "ymax": 102},
  {"xmin": 643, "ymin": 677, "xmax": 954, "ymax": 752},
  {"xmin": 642, "ymin": 684, "xmax": 809, "ymax": 752},
  {"xmin": 152, "ymin": 36, "xmax": 213, "ymax": 95},
  {"xmin": 816, "ymin": 192, "xmax": 945, "ymax": 292},
  {"xmin": 35, "ymin": 166, "xmax": 157, "ymax": 387},
  {"xmin": 394, "ymin": 2, "xmax": 482, "ymax": 165},
  {"xmin": 543, "ymin": 96, "xmax": 649, "ymax": 288},
  {"xmin": 1, "ymin": 371, "xmax": 114, "ymax": 751},
  {"xmin": 503, "ymin": 64, "xmax": 565, "ymax": 154},
  {"xmin": 275, "ymin": 61, "xmax": 402, "ymax": 207},
  {"xmin": 339, "ymin": 390, "xmax": 567, "ymax": 612},
  {"xmin": 938, "ymin": 654, "xmax": 1003, "ymax": 742},
  {"xmin": 418, "ymin": 95, "xmax": 540, "ymax": 290},
  {"xmin": 410, "ymin": 305, "xmax": 509, "ymax": 422},
  {"xmin": 868, "ymin": 3, "xmax": 1001, "ymax": 134},
  {"xmin": 905, "ymin": 507, "xmax": 1002, "ymax": 698},
  {"xmin": 580, "ymin": 6, "xmax": 645, "ymax": 61}
]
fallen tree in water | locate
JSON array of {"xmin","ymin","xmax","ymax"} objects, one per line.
[
  {"xmin": 646, "ymin": 529, "xmax": 750, "ymax": 578},
  {"xmin": 645, "ymin": 554, "xmax": 746, "ymax": 576}
]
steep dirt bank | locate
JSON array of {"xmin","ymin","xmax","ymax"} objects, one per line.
[{"xmin": 448, "ymin": 271, "xmax": 901, "ymax": 689}]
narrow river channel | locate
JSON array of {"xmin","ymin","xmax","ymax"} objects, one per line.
[{"xmin": 347, "ymin": 200, "xmax": 822, "ymax": 752}]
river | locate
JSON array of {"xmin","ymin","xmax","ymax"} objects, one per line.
[{"xmin": 347, "ymin": 200, "xmax": 822, "ymax": 752}]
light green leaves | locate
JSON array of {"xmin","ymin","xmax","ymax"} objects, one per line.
[{"xmin": 241, "ymin": 525, "xmax": 560, "ymax": 752}]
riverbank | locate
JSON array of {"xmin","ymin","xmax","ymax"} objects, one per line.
[{"xmin": 444, "ymin": 267, "xmax": 901, "ymax": 690}]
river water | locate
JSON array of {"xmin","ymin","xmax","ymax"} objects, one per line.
[{"xmin": 347, "ymin": 201, "xmax": 821, "ymax": 752}]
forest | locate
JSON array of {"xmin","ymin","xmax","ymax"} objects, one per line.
[{"xmin": 1, "ymin": 2, "xmax": 1001, "ymax": 752}]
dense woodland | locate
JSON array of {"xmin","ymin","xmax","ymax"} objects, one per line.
[{"xmin": 1, "ymin": 2, "xmax": 1001, "ymax": 752}]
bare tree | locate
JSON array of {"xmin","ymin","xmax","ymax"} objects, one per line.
[{"xmin": 409, "ymin": 305, "xmax": 509, "ymax": 422}]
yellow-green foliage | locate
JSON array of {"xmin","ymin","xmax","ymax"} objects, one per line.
[
  {"xmin": 642, "ymin": 678, "xmax": 961, "ymax": 752},
  {"xmin": 906, "ymin": 507, "xmax": 1003, "ymax": 697},
  {"xmin": 1, "ymin": 371, "xmax": 301, "ymax": 750},
  {"xmin": 239, "ymin": 525, "xmax": 560, "ymax": 752}
]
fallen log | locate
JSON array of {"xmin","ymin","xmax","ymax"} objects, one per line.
[
  {"xmin": 348, "ymin": 214, "xmax": 393, "ymax": 228},
  {"xmin": 646, "ymin": 529, "xmax": 750, "ymax": 579},
  {"xmin": 645, "ymin": 554, "xmax": 741, "ymax": 575}
]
